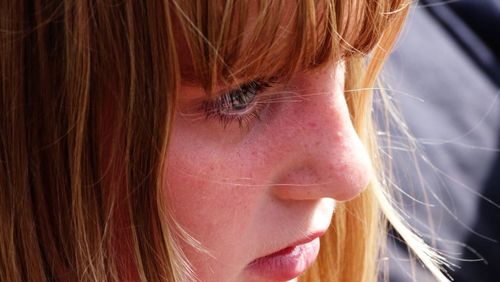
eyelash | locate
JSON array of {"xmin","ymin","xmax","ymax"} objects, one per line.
[{"xmin": 202, "ymin": 80, "xmax": 273, "ymax": 128}]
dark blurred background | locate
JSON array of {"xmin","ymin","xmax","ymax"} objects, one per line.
[
  {"xmin": 381, "ymin": 0, "xmax": 500, "ymax": 281},
  {"xmin": 423, "ymin": 0, "xmax": 500, "ymax": 86}
]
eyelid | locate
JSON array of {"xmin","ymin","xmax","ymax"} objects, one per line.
[
  {"xmin": 209, "ymin": 79, "xmax": 272, "ymax": 104},
  {"xmin": 213, "ymin": 78, "xmax": 272, "ymax": 95}
]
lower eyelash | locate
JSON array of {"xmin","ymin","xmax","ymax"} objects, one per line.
[{"xmin": 204, "ymin": 100, "xmax": 267, "ymax": 129}]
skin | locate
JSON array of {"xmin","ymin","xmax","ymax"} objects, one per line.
[{"xmin": 164, "ymin": 62, "xmax": 373, "ymax": 281}]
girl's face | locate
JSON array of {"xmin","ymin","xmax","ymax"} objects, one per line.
[{"xmin": 164, "ymin": 62, "xmax": 372, "ymax": 281}]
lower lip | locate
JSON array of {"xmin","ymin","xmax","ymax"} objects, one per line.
[{"xmin": 247, "ymin": 237, "xmax": 321, "ymax": 281}]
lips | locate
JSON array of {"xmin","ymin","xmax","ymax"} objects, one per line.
[{"xmin": 247, "ymin": 232, "xmax": 324, "ymax": 281}]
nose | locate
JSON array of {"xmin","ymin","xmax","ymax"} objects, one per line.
[{"xmin": 270, "ymin": 64, "xmax": 372, "ymax": 202}]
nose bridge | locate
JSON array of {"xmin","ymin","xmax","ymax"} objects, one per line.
[
  {"xmin": 292, "ymin": 63, "xmax": 354, "ymax": 148},
  {"xmin": 298, "ymin": 85, "xmax": 352, "ymax": 151},
  {"xmin": 271, "ymin": 68, "xmax": 372, "ymax": 201}
]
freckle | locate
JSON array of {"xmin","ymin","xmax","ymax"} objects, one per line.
[{"xmin": 308, "ymin": 122, "xmax": 317, "ymax": 128}]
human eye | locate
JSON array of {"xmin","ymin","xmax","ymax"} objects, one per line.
[{"xmin": 202, "ymin": 79, "xmax": 274, "ymax": 128}]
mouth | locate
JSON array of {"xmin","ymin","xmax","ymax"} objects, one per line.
[{"xmin": 246, "ymin": 231, "xmax": 325, "ymax": 281}]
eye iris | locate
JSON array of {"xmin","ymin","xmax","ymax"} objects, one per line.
[{"xmin": 202, "ymin": 79, "xmax": 273, "ymax": 129}]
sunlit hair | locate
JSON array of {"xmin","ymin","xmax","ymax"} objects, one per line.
[{"xmin": 1, "ymin": 0, "xmax": 449, "ymax": 281}]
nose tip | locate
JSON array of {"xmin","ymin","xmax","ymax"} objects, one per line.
[{"xmin": 271, "ymin": 138, "xmax": 373, "ymax": 202}]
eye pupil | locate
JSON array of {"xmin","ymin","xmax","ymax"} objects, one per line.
[
  {"xmin": 233, "ymin": 95, "xmax": 253, "ymax": 110},
  {"xmin": 229, "ymin": 83, "xmax": 259, "ymax": 111}
]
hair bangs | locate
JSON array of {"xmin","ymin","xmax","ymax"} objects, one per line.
[{"xmin": 172, "ymin": 0, "xmax": 410, "ymax": 94}]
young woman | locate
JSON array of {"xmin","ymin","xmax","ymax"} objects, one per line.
[{"xmin": 0, "ymin": 0, "xmax": 449, "ymax": 281}]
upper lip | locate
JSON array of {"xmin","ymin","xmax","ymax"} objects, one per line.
[{"xmin": 252, "ymin": 230, "xmax": 327, "ymax": 261}]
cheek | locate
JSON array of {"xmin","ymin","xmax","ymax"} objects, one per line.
[
  {"xmin": 162, "ymin": 126, "xmax": 266, "ymax": 265},
  {"xmin": 164, "ymin": 149, "xmax": 244, "ymax": 233}
]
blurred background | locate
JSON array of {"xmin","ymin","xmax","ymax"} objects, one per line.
[{"xmin": 380, "ymin": 0, "xmax": 500, "ymax": 281}]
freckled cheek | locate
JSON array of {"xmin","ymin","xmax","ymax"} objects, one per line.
[
  {"xmin": 162, "ymin": 171, "xmax": 261, "ymax": 267},
  {"xmin": 161, "ymin": 136, "xmax": 265, "ymax": 254}
]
